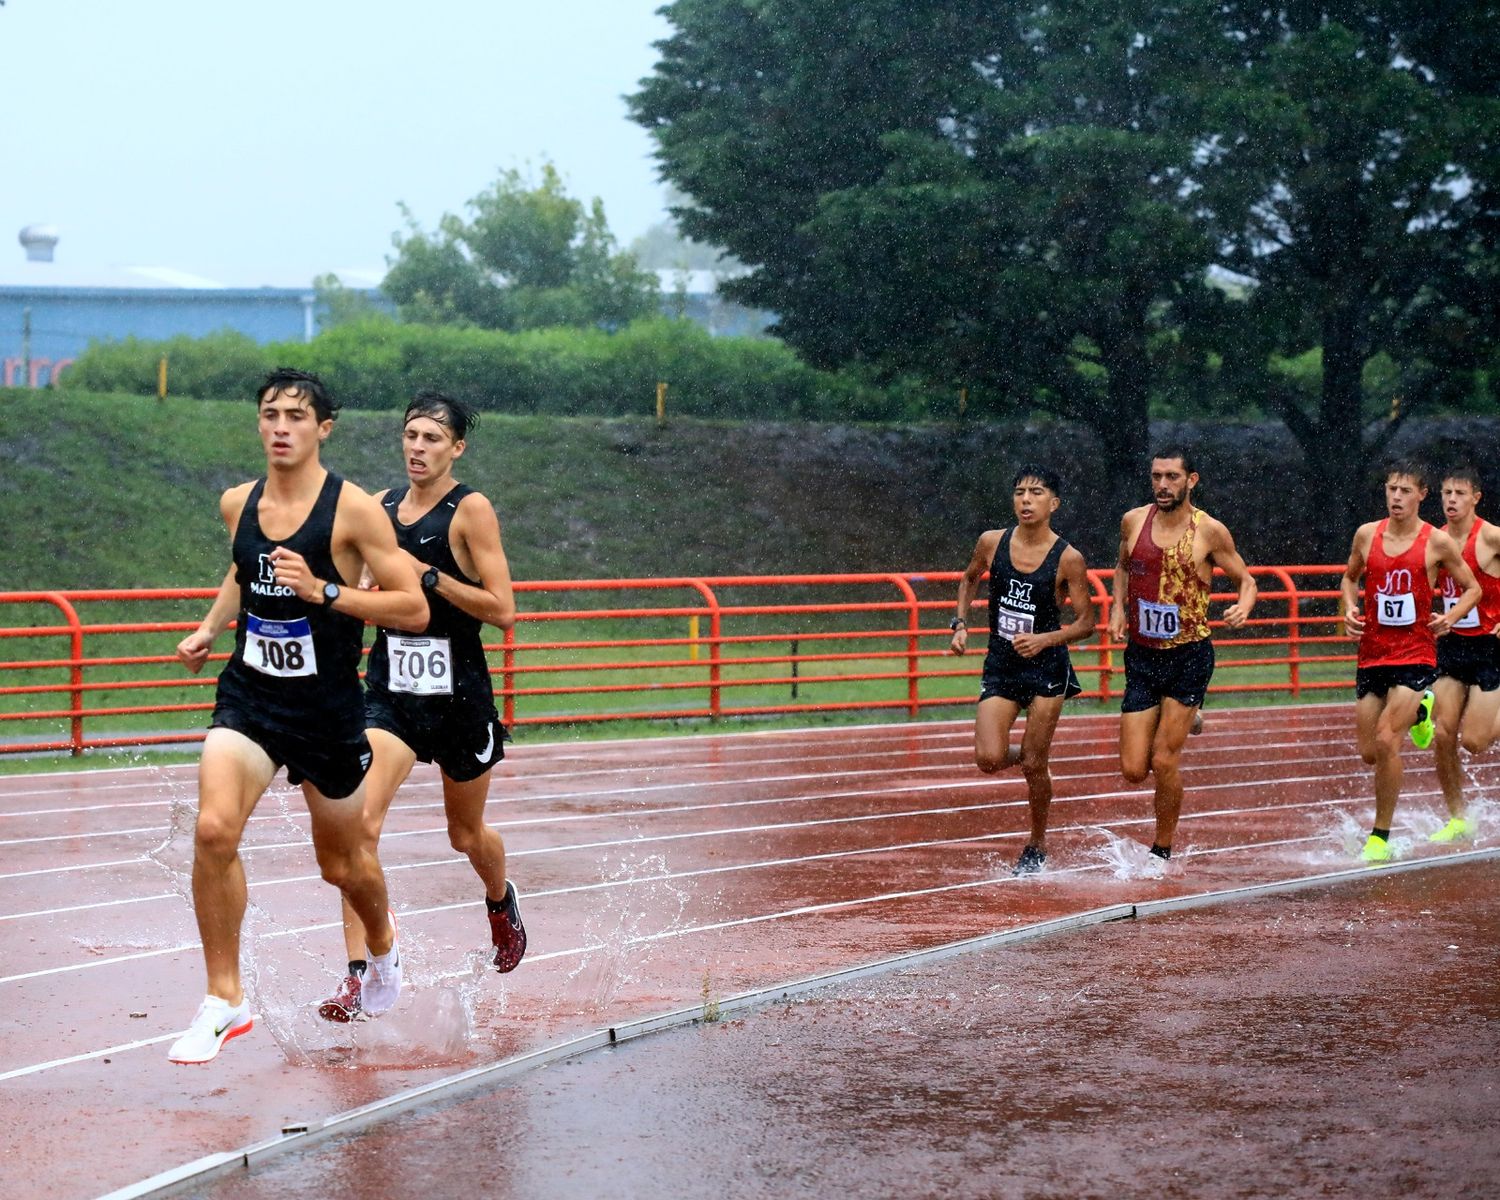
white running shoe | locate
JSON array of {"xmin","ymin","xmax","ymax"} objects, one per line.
[
  {"xmin": 362, "ymin": 911, "xmax": 402, "ymax": 1016},
  {"xmin": 168, "ymin": 994, "xmax": 253, "ymax": 1064}
]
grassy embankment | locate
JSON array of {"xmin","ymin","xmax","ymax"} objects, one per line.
[{"xmin": 0, "ymin": 390, "xmax": 1348, "ymax": 769}]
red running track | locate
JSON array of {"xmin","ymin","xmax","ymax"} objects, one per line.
[{"xmin": 0, "ymin": 703, "xmax": 1496, "ymax": 1198}]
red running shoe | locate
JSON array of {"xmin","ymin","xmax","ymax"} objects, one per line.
[
  {"xmin": 489, "ymin": 880, "xmax": 527, "ymax": 973},
  {"xmin": 317, "ymin": 973, "xmax": 363, "ymax": 1023}
]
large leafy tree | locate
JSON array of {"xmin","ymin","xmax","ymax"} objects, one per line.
[
  {"xmin": 631, "ymin": 0, "xmax": 1223, "ymax": 499},
  {"xmin": 383, "ymin": 163, "xmax": 660, "ymax": 331},
  {"xmin": 1193, "ymin": 2, "xmax": 1499, "ymax": 545}
]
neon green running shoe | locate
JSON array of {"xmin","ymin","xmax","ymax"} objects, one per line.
[
  {"xmin": 1359, "ymin": 834, "xmax": 1393, "ymax": 863},
  {"xmin": 1428, "ymin": 817, "xmax": 1476, "ymax": 843},
  {"xmin": 1409, "ymin": 689, "xmax": 1435, "ymax": 750}
]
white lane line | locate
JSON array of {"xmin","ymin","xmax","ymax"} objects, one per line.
[
  {"xmin": 0, "ymin": 816, "xmax": 1445, "ymax": 1082},
  {"xmin": 0, "ymin": 738, "xmax": 1379, "ymax": 850},
  {"xmin": 0, "ymin": 778, "xmax": 1444, "ymax": 985},
  {"xmin": 0, "ymin": 714, "xmax": 1358, "ymax": 814}
]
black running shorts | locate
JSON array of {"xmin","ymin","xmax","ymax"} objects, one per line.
[
  {"xmin": 1121, "ymin": 639, "xmax": 1215, "ymax": 713},
  {"xmin": 210, "ymin": 701, "xmax": 372, "ymax": 800},
  {"xmin": 365, "ymin": 689, "xmax": 505, "ymax": 784},
  {"xmin": 1355, "ymin": 663, "xmax": 1440, "ymax": 700},
  {"xmin": 979, "ymin": 646, "xmax": 1082, "ymax": 707},
  {"xmin": 1436, "ymin": 635, "xmax": 1500, "ymax": 693}
]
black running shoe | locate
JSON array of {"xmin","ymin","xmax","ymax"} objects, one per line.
[
  {"xmin": 1013, "ymin": 845, "xmax": 1046, "ymax": 875},
  {"xmin": 490, "ymin": 880, "xmax": 527, "ymax": 973}
]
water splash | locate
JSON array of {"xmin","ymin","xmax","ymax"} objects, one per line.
[{"xmin": 1083, "ymin": 827, "xmax": 1172, "ymax": 880}]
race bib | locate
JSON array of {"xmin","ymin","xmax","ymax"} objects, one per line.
[
  {"xmin": 244, "ymin": 613, "xmax": 318, "ymax": 678},
  {"xmin": 994, "ymin": 607, "xmax": 1036, "ymax": 643},
  {"xmin": 386, "ymin": 635, "xmax": 453, "ymax": 696},
  {"xmin": 1444, "ymin": 595, "xmax": 1481, "ymax": 629},
  {"xmin": 1137, "ymin": 599, "xmax": 1180, "ymax": 640},
  {"xmin": 1374, "ymin": 591, "xmax": 1416, "ymax": 627}
]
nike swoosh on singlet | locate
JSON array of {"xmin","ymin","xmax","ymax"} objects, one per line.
[
  {"xmin": 476, "ymin": 725, "xmax": 495, "ymax": 763},
  {"xmin": 420, "ymin": 535, "xmax": 439, "ymax": 544}
]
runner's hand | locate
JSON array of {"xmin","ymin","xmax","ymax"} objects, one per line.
[
  {"xmin": 949, "ymin": 627, "xmax": 968, "ymax": 656},
  {"xmin": 176, "ymin": 630, "xmax": 214, "ymax": 675},
  {"xmin": 268, "ymin": 546, "xmax": 317, "ymax": 602},
  {"xmin": 1107, "ymin": 606, "xmax": 1127, "ymax": 644},
  {"xmin": 1222, "ymin": 602, "xmax": 1251, "ymax": 630},
  {"xmin": 1011, "ymin": 632, "xmax": 1045, "ymax": 659},
  {"xmin": 1344, "ymin": 607, "xmax": 1365, "ymax": 639}
]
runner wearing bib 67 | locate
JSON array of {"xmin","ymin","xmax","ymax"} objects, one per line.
[
  {"xmin": 1429, "ymin": 466, "xmax": 1500, "ymax": 845},
  {"xmin": 1342, "ymin": 462, "xmax": 1481, "ymax": 864},
  {"xmin": 1109, "ymin": 446, "xmax": 1257, "ymax": 864},
  {"xmin": 318, "ymin": 392, "xmax": 525, "ymax": 1024}
]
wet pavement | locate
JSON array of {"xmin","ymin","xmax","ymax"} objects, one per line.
[{"xmin": 190, "ymin": 860, "xmax": 1500, "ymax": 1200}]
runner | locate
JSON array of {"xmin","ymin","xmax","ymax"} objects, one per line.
[
  {"xmin": 1428, "ymin": 465, "xmax": 1500, "ymax": 843},
  {"xmin": 1342, "ymin": 461, "xmax": 1479, "ymax": 863},
  {"xmin": 951, "ymin": 466, "xmax": 1096, "ymax": 874},
  {"xmin": 1109, "ymin": 447, "xmax": 1256, "ymax": 862},
  {"xmin": 169, "ymin": 369, "xmax": 428, "ymax": 1064},
  {"xmin": 318, "ymin": 393, "xmax": 525, "ymax": 1023}
]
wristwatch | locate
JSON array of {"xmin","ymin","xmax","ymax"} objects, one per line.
[
  {"xmin": 949, "ymin": 616, "xmax": 967, "ymax": 631},
  {"xmin": 421, "ymin": 566, "xmax": 440, "ymax": 593},
  {"xmin": 322, "ymin": 581, "xmax": 341, "ymax": 607}
]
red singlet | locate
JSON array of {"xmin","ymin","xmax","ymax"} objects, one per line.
[
  {"xmin": 1360, "ymin": 519, "xmax": 1435, "ymax": 668},
  {"xmin": 1437, "ymin": 518, "xmax": 1500, "ymax": 638},
  {"xmin": 1126, "ymin": 506, "xmax": 1211, "ymax": 648}
]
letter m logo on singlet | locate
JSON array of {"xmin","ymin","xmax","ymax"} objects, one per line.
[
  {"xmin": 1006, "ymin": 579, "xmax": 1033, "ymax": 603},
  {"xmin": 1380, "ymin": 568, "xmax": 1412, "ymax": 594},
  {"xmin": 257, "ymin": 554, "xmax": 276, "ymax": 585}
]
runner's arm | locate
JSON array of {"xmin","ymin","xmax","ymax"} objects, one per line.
[
  {"xmin": 1053, "ymin": 546, "xmax": 1097, "ymax": 647},
  {"xmin": 950, "ymin": 531, "xmax": 999, "ymax": 655},
  {"xmin": 1429, "ymin": 531, "xmax": 1482, "ymax": 635},
  {"xmin": 177, "ymin": 565, "xmax": 240, "ymax": 674},
  {"xmin": 434, "ymin": 494, "xmax": 516, "ymax": 631},
  {"xmin": 1107, "ymin": 511, "xmax": 1135, "ymax": 643},
  {"xmin": 1207, "ymin": 519, "xmax": 1257, "ymax": 630},
  {"xmin": 1342, "ymin": 526, "xmax": 1371, "ymax": 639}
]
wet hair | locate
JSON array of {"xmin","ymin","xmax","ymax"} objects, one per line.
[
  {"xmin": 1150, "ymin": 444, "xmax": 1196, "ymax": 475},
  {"xmin": 404, "ymin": 391, "xmax": 479, "ymax": 442},
  {"xmin": 1012, "ymin": 464, "xmax": 1061, "ymax": 496},
  {"xmin": 1444, "ymin": 464, "xmax": 1483, "ymax": 493},
  {"xmin": 257, "ymin": 367, "xmax": 338, "ymax": 422},
  {"xmin": 1384, "ymin": 459, "xmax": 1427, "ymax": 489}
]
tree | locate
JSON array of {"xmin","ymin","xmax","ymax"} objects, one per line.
[
  {"xmin": 1192, "ymin": 3, "xmax": 1499, "ymax": 547},
  {"xmin": 383, "ymin": 163, "xmax": 660, "ymax": 331},
  {"xmin": 631, "ymin": 0, "xmax": 1222, "ymax": 498}
]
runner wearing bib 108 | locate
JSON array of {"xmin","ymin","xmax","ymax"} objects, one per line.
[
  {"xmin": 1342, "ymin": 462, "xmax": 1480, "ymax": 864},
  {"xmin": 1109, "ymin": 446, "xmax": 1257, "ymax": 864},
  {"xmin": 1428, "ymin": 466, "xmax": 1500, "ymax": 845},
  {"xmin": 317, "ymin": 392, "xmax": 525, "ymax": 1025}
]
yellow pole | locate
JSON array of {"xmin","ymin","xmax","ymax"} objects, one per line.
[
  {"xmin": 656, "ymin": 381, "xmax": 667, "ymax": 427},
  {"xmin": 959, "ymin": 386, "xmax": 967, "ymax": 417},
  {"xmin": 157, "ymin": 355, "xmax": 168, "ymax": 401},
  {"xmin": 689, "ymin": 614, "xmax": 700, "ymax": 662}
]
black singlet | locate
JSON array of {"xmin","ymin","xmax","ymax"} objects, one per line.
[
  {"xmin": 365, "ymin": 483, "xmax": 495, "ymax": 710},
  {"xmin": 984, "ymin": 528, "xmax": 1071, "ymax": 666},
  {"xmin": 216, "ymin": 471, "xmax": 364, "ymax": 731}
]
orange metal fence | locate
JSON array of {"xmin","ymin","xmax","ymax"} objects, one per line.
[{"xmin": 0, "ymin": 566, "xmax": 1352, "ymax": 756}]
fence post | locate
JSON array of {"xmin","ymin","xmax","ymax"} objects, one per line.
[
  {"xmin": 501, "ymin": 624, "xmax": 516, "ymax": 728},
  {"xmin": 656, "ymin": 381, "xmax": 667, "ymax": 427},
  {"xmin": 1271, "ymin": 568, "xmax": 1301, "ymax": 699},
  {"xmin": 886, "ymin": 575, "xmax": 922, "ymax": 718}
]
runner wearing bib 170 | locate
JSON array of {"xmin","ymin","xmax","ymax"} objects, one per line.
[
  {"xmin": 951, "ymin": 465, "xmax": 1096, "ymax": 876},
  {"xmin": 1342, "ymin": 462, "xmax": 1481, "ymax": 864},
  {"xmin": 1109, "ymin": 446, "xmax": 1257, "ymax": 865},
  {"xmin": 168, "ymin": 369, "xmax": 428, "ymax": 1064},
  {"xmin": 317, "ymin": 392, "xmax": 524, "ymax": 1024},
  {"xmin": 1429, "ymin": 465, "xmax": 1500, "ymax": 845}
]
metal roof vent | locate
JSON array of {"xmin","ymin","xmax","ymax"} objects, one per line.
[{"xmin": 19, "ymin": 224, "xmax": 60, "ymax": 262}]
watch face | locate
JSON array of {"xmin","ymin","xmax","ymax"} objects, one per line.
[
  {"xmin": 423, "ymin": 568, "xmax": 439, "ymax": 591},
  {"xmin": 323, "ymin": 582, "xmax": 340, "ymax": 604}
]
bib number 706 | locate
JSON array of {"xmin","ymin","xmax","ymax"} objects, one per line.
[{"xmin": 387, "ymin": 636, "xmax": 454, "ymax": 696}]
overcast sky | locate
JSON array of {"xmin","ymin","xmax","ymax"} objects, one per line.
[{"xmin": 0, "ymin": 0, "xmax": 675, "ymax": 287}]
